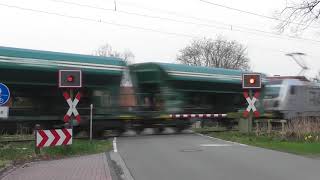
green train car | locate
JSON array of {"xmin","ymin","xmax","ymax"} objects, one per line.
[
  {"xmin": 0, "ymin": 46, "xmax": 126, "ymax": 134},
  {"xmin": 0, "ymin": 46, "xmax": 266, "ymax": 135},
  {"xmin": 129, "ymin": 63, "xmax": 250, "ymax": 130}
]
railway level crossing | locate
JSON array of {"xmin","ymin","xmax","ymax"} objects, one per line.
[
  {"xmin": 35, "ymin": 70, "xmax": 83, "ymax": 152},
  {"xmin": 59, "ymin": 70, "xmax": 82, "ymax": 124}
]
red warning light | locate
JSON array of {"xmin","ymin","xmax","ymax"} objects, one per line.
[
  {"xmin": 67, "ymin": 75, "xmax": 74, "ymax": 82},
  {"xmin": 249, "ymin": 78, "xmax": 255, "ymax": 84},
  {"xmin": 242, "ymin": 73, "xmax": 261, "ymax": 89},
  {"xmin": 59, "ymin": 70, "xmax": 82, "ymax": 88}
]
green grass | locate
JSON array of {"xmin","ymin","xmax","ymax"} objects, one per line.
[
  {"xmin": 0, "ymin": 139, "xmax": 112, "ymax": 168},
  {"xmin": 195, "ymin": 129, "xmax": 320, "ymax": 157},
  {"xmin": 0, "ymin": 134, "xmax": 33, "ymax": 141},
  {"xmin": 193, "ymin": 126, "xmax": 231, "ymax": 133}
]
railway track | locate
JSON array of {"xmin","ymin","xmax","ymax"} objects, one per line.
[{"xmin": 0, "ymin": 127, "xmax": 213, "ymax": 144}]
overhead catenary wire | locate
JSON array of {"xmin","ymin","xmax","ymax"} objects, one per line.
[
  {"xmin": 200, "ymin": 0, "xmax": 320, "ymax": 29},
  {"xmin": 47, "ymin": 0, "xmax": 320, "ymax": 44},
  {"xmin": 48, "ymin": 0, "xmax": 230, "ymax": 30},
  {"xmin": 1, "ymin": 2, "xmax": 320, "ymax": 58},
  {"xmin": 113, "ymin": 0, "xmax": 232, "ymax": 25},
  {"xmin": 0, "ymin": 3, "xmax": 197, "ymax": 38}
]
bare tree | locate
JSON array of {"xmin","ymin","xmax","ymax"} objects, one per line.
[
  {"xmin": 94, "ymin": 43, "xmax": 135, "ymax": 86},
  {"xmin": 177, "ymin": 37, "xmax": 250, "ymax": 71},
  {"xmin": 121, "ymin": 49, "xmax": 135, "ymax": 63},
  {"xmin": 276, "ymin": 0, "xmax": 320, "ymax": 33},
  {"xmin": 312, "ymin": 71, "xmax": 320, "ymax": 82},
  {"xmin": 94, "ymin": 43, "xmax": 135, "ymax": 63}
]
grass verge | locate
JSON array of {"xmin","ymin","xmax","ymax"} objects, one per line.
[
  {"xmin": 194, "ymin": 129, "xmax": 320, "ymax": 157},
  {"xmin": 0, "ymin": 139, "xmax": 112, "ymax": 168}
]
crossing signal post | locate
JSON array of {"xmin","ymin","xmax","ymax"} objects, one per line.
[
  {"xmin": 59, "ymin": 70, "xmax": 82, "ymax": 88},
  {"xmin": 242, "ymin": 73, "xmax": 261, "ymax": 133},
  {"xmin": 59, "ymin": 70, "xmax": 82, "ymax": 128},
  {"xmin": 242, "ymin": 73, "xmax": 261, "ymax": 89}
]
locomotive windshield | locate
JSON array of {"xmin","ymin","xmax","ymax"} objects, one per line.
[{"xmin": 264, "ymin": 80, "xmax": 283, "ymax": 99}]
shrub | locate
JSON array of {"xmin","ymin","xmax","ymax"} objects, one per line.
[{"xmin": 285, "ymin": 117, "xmax": 320, "ymax": 141}]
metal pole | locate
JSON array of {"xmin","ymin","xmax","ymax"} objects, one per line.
[
  {"xmin": 64, "ymin": 123, "xmax": 71, "ymax": 149},
  {"xmin": 69, "ymin": 89, "xmax": 74, "ymax": 129},
  {"xmin": 90, "ymin": 104, "xmax": 93, "ymax": 142},
  {"xmin": 34, "ymin": 124, "xmax": 41, "ymax": 155},
  {"xmin": 248, "ymin": 89, "xmax": 253, "ymax": 133}
]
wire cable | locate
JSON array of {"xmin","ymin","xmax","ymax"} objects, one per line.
[
  {"xmin": 200, "ymin": 0, "xmax": 320, "ymax": 29},
  {"xmin": 1, "ymin": 2, "xmax": 320, "ymax": 46},
  {"xmin": 2, "ymin": 2, "xmax": 320, "ymax": 67},
  {"xmin": 48, "ymin": 0, "xmax": 320, "ymax": 44},
  {"xmin": 0, "ymin": 3, "xmax": 197, "ymax": 38}
]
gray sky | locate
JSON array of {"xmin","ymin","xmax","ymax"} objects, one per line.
[{"xmin": 1, "ymin": 0, "xmax": 320, "ymax": 78}]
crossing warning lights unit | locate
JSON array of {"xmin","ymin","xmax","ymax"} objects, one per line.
[
  {"xmin": 242, "ymin": 73, "xmax": 261, "ymax": 89},
  {"xmin": 59, "ymin": 70, "xmax": 82, "ymax": 88}
]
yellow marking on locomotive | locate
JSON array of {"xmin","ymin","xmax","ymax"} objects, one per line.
[
  {"xmin": 118, "ymin": 115, "xmax": 138, "ymax": 120},
  {"xmin": 157, "ymin": 114, "xmax": 172, "ymax": 120}
]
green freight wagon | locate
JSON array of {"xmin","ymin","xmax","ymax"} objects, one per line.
[
  {"xmin": 0, "ymin": 46, "xmax": 126, "ymax": 134},
  {"xmin": 129, "ymin": 62, "xmax": 262, "ymax": 130}
]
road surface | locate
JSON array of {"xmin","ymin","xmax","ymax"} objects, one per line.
[{"xmin": 116, "ymin": 133, "xmax": 320, "ymax": 180}]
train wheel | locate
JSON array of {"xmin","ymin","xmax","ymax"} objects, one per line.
[
  {"xmin": 134, "ymin": 127, "xmax": 144, "ymax": 135},
  {"xmin": 158, "ymin": 127, "xmax": 165, "ymax": 134},
  {"xmin": 175, "ymin": 125, "xmax": 190, "ymax": 134}
]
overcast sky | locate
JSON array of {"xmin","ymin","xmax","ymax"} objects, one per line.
[{"xmin": 1, "ymin": 0, "xmax": 320, "ymax": 78}]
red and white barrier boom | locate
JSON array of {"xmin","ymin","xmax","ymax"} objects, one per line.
[
  {"xmin": 36, "ymin": 128, "xmax": 72, "ymax": 148},
  {"xmin": 169, "ymin": 113, "xmax": 227, "ymax": 118}
]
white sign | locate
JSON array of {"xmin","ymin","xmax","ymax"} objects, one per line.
[
  {"xmin": 0, "ymin": 106, "xmax": 9, "ymax": 118},
  {"xmin": 63, "ymin": 92, "xmax": 81, "ymax": 123},
  {"xmin": 245, "ymin": 96, "xmax": 258, "ymax": 112}
]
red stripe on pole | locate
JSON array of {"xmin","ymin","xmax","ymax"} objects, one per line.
[
  {"xmin": 50, "ymin": 129, "xmax": 60, "ymax": 146},
  {"xmin": 75, "ymin": 92, "xmax": 81, "ymax": 100},
  {"xmin": 38, "ymin": 130, "xmax": 48, "ymax": 148},
  {"xmin": 63, "ymin": 92, "xmax": 70, "ymax": 100},
  {"xmin": 254, "ymin": 111, "xmax": 260, "ymax": 118},
  {"xmin": 254, "ymin": 91, "xmax": 260, "ymax": 99},
  {"xmin": 75, "ymin": 115, "xmax": 81, "ymax": 123},
  {"xmin": 243, "ymin": 111, "xmax": 249, "ymax": 118},
  {"xmin": 64, "ymin": 115, "xmax": 70, "ymax": 122},
  {"xmin": 243, "ymin": 91, "xmax": 249, "ymax": 99},
  {"xmin": 62, "ymin": 129, "xmax": 71, "ymax": 145}
]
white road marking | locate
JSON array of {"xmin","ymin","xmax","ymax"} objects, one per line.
[
  {"xmin": 113, "ymin": 137, "xmax": 118, "ymax": 153},
  {"xmin": 200, "ymin": 144, "xmax": 232, "ymax": 147},
  {"xmin": 196, "ymin": 133, "xmax": 248, "ymax": 147}
]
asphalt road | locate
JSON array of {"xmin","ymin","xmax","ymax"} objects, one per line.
[{"xmin": 116, "ymin": 133, "xmax": 320, "ymax": 180}]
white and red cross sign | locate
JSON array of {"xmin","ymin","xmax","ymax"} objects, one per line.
[
  {"xmin": 63, "ymin": 91, "xmax": 81, "ymax": 123},
  {"xmin": 243, "ymin": 91, "xmax": 260, "ymax": 118}
]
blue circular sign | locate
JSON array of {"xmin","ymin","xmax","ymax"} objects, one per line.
[{"xmin": 0, "ymin": 83, "xmax": 10, "ymax": 106}]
